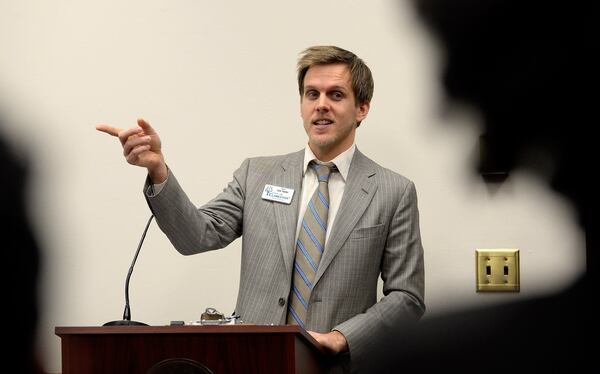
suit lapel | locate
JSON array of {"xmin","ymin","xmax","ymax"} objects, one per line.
[
  {"xmin": 272, "ymin": 150, "xmax": 304, "ymax": 278},
  {"xmin": 314, "ymin": 149, "xmax": 378, "ymax": 285}
]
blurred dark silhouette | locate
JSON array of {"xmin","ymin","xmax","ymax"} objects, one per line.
[
  {"xmin": 361, "ymin": 1, "xmax": 595, "ymax": 372},
  {"xmin": 414, "ymin": 0, "xmax": 592, "ymax": 253},
  {"xmin": 1, "ymin": 114, "xmax": 42, "ymax": 373}
]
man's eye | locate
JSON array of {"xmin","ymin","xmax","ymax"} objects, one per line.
[
  {"xmin": 306, "ymin": 91, "xmax": 319, "ymax": 99},
  {"xmin": 331, "ymin": 92, "xmax": 344, "ymax": 100}
]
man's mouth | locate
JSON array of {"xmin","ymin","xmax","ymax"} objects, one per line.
[{"xmin": 313, "ymin": 119, "xmax": 334, "ymax": 126}]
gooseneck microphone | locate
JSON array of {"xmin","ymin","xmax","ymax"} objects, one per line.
[{"xmin": 104, "ymin": 214, "xmax": 154, "ymax": 326}]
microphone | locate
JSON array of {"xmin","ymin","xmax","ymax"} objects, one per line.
[{"xmin": 104, "ymin": 214, "xmax": 154, "ymax": 326}]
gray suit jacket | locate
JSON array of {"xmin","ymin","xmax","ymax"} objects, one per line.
[{"xmin": 145, "ymin": 148, "xmax": 425, "ymax": 369}]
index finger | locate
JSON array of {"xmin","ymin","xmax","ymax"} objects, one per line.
[{"xmin": 96, "ymin": 124, "xmax": 123, "ymax": 137}]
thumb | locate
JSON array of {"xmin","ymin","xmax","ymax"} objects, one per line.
[{"xmin": 137, "ymin": 118, "xmax": 157, "ymax": 135}]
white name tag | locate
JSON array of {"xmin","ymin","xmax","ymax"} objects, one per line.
[{"xmin": 262, "ymin": 184, "xmax": 295, "ymax": 205}]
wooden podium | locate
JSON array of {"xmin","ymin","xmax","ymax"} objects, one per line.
[{"xmin": 55, "ymin": 324, "xmax": 327, "ymax": 374}]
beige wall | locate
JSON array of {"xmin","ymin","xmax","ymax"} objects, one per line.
[{"xmin": 0, "ymin": 1, "xmax": 585, "ymax": 372}]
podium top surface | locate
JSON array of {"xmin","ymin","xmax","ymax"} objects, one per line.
[{"xmin": 55, "ymin": 324, "xmax": 324, "ymax": 352}]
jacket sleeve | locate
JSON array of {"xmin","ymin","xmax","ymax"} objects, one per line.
[
  {"xmin": 143, "ymin": 160, "xmax": 250, "ymax": 255},
  {"xmin": 333, "ymin": 181, "xmax": 426, "ymax": 371}
]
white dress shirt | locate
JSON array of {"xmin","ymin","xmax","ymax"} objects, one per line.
[{"xmin": 295, "ymin": 144, "xmax": 355, "ymax": 246}]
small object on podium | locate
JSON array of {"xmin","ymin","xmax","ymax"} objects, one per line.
[
  {"xmin": 201, "ymin": 307, "xmax": 225, "ymax": 323},
  {"xmin": 185, "ymin": 307, "xmax": 240, "ymax": 325}
]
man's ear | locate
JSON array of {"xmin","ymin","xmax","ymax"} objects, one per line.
[{"xmin": 356, "ymin": 101, "xmax": 371, "ymax": 123}]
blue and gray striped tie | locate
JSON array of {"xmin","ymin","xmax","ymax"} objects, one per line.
[{"xmin": 287, "ymin": 162, "xmax": 335, "ymax": 328}]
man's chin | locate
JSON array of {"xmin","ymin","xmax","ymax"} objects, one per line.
[{"xmin": 309, "ymin": 135, "xmax": 335, "ymax": 149}]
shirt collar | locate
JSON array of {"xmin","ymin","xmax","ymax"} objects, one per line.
[{"xmin": 303, "ymin": 144, "xmax": 355, "ymax": 181}]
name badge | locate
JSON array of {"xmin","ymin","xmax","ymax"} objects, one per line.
[{"xmin": 262, "ymin": 184, "xmax": 295, "ymax": 205}]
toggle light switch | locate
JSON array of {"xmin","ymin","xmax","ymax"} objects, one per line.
[{"xmin": 476, "ymin": 249, "xmax": 520, "ymax": 292}]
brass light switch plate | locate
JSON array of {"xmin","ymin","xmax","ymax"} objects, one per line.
[{"xmin": 476, "ymin": 249, "xmax": 520, "ymax": 292}]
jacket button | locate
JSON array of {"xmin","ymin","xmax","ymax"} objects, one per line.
[{"xmin": 278, "ymin": 297, "xmax": 286, "ymax": 306}]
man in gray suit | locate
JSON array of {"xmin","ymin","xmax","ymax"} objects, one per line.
[{"xmin": 97, "ymin": 45, "xmax": 425, "ymax": 371}]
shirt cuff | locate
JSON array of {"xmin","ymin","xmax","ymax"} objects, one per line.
[{"xmin": 146, "ymin": 175, "xmax": 168, "ymax": 197}]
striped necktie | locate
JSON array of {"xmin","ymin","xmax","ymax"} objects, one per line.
[{"xmin": 287, "ymin": 162, "xmax": 335, "ymax": 328}]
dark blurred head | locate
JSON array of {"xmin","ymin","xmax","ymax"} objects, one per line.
[
  {"xmin": 0, "ymin": 115, "xmax": 41, "ymax": 373},
  {"xmin": 412, "ymin": 0, "xmax": 593, "ymax": 230}
]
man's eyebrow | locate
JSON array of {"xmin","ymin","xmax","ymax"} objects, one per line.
[{"xmin": 304, "ymin": 85, "xmax": 349, "ymax": 92}]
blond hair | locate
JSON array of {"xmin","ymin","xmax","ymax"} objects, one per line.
[{"xmin": 297, "ymin": 46, "xmax": 374, "ymax": 107}]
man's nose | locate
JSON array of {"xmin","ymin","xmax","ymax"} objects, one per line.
[{"xmin": 316, "ymin": 96, "xmax": 329, "ymax": 112}]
